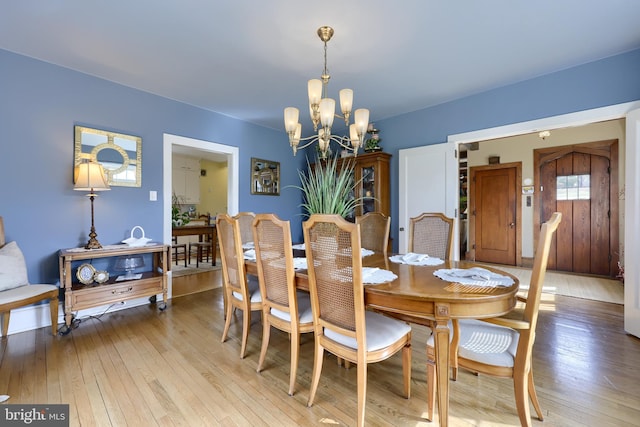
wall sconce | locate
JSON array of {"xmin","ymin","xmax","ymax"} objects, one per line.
[
  {"xmin": 538, "ymin": 130, "xmax": 551, "ymax": 140},
  {"xmin": 74, "ymin": 160, "xmax": 110, "ymax": 249}
]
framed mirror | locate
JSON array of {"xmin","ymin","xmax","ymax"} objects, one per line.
[
  {"xmin": 74, "ymin": 125, "xmax": 142, "ymax": 187},
  {"xmin": 251, "ymin": 157, "xmax": 280, "ymax": 196}
]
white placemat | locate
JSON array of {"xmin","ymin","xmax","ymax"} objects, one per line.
[
  {"xmin": 293, "ymin": 257, "xmax": 307, "ymax": 270},
  {"xmin": 433, "ymin": 267, "xmax": 514, "ymax": 287},
  {"xmin": 389, "ymin": 253, "xmax": 444, "ymax": 266},
  {"xmin": 292, "ymin": 244, "xmax": 373, "ymax": 258},
  {"xmin": 362, "ymin": 267, "xmax": 397, "ymax": 284},
  {"xmin": 361, "ymin": 248, "xmax": 374, "ymax": 257}
]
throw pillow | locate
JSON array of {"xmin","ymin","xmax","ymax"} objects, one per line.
[{"xmin": 0, "ymin": 241, "xmax": 29, "ymax": 291}]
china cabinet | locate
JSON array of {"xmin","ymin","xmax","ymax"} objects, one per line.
[{"xmin": 328, "ymin": 151, "xmax": 391, "ymax": 221}]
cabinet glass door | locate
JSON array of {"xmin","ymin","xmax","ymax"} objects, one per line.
[{"xmin": 361, "ymin": 165, "xmax": 376, "ymax": 215}]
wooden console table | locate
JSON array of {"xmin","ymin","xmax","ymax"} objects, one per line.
[{"xmin": 58, "ymin": 244, "xmax": 169, "ymax": 329}]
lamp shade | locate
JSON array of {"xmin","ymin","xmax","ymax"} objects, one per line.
[
  {"xmin": 284, "ymin": 107, "xmax": 299, "ymax": 133},
  {"xmin": 74, "ymin": 160, "xmax": 110, "ymax": 191},
  {"xmin": 319, "ymin": 98, "xmax": 335, "ymax": 127},
  {"xmin": 354, "ymin": 109, "xmax": 370, "ymax": 135},
  {"xmin": 339, "ymin": 89, "xmax": 353, "ymax": 115},
  {"xmin": 308, "ymin": 79, "xmax": 323, "ymax": 105}
]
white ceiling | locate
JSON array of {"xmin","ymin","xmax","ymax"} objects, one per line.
[{"xmin": 2, "ymin": 1, "xmax": 640, "ymax": 134}]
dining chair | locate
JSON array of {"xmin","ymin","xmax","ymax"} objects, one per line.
[
  {"xmin": 408, "ymin": 212, "xmax": 454, "ymax": 260},
  {"xmin": 303, "ymin": 214, "xmax": 412, "ymax": 427},
  {"xmin": 355, "ymin": 212, "xmax": 391, "ymax": 256},
  {"xmin": 233, "ymin": 212, "xmax": 256, "ymax": 247},
  {"xmin": 426, "ymin": 212, "xmax": 562, "ymax": 426},
  {"xmin": 252, "ymin": 213, "xmax": 314, "ymax": 395},
  {"xmin": 217, "ymin": 214, "xmax": 262, "ymax": 358},
  {"xmin": 0, "ymin": 216, "xmax": 59, "ymax": 337},
  {"xmin": 171, "ymin": 236, "xmax": 187, "ymax": 267},
  {"xmin": 188, "ymin": 214, "xmax": 213, "ymax": 267}
]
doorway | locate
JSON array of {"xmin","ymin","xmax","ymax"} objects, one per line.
[
  {"xmin": 534, "ymin": 139, "xmax": 619, "ymax": 277},
  {"xmin": 162, "ymin": 133, "xmax": 239, "ymax": 297},
  {"xmin": 469, "ymin": 162, "xmax": 522, "ymax": 265}
]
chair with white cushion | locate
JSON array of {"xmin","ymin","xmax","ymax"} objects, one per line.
[
  {"xmin": 0, "ymin": 216, "xmax": 59, "ymax": 337},
  {"xmin": 355, "ymin": 212, "xmax": 391, "ymax": 256},
  {"xmin": 233, "ymin": 212, "xmax": 256, "ymax": 248},
  {"xmin": 303, "ymin": 214, "xmax": 412, "ymax": 427},
  {"xmin": 217, "ymin": 213, "xmax": 262, "ymax": 358},
  {"xmin": 409, "ymin": 212, "xmax": 454, "ymax": 260},
  {"xmin": 252, "ymin": 213, "xmax": 314, "ymax": 395},
  {"xmin": 426, "ymin": 212, "xmax": 562, "ymax": 426}
]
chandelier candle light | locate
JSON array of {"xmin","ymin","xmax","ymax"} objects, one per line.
[{"xmin": 284, "ymin": 26, "xmax": 370, "ymax": 159}]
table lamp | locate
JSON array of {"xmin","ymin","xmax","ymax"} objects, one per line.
[{"xmin": 74, "ymin": 160, "xmax": 110, "ymax": 249}]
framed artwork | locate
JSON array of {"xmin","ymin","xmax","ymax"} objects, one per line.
[
  {"xmin": 251, "ymin": 158, "xmax": 280, "ymax": 195},
  {"xmin": 74, "ymin": 125, "xmax": 142, "ymax": 187}
]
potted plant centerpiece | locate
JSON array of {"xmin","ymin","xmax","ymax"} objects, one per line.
[{"xmin": 292, "ymin": 155, "xmax": 364, "ymax": 219}]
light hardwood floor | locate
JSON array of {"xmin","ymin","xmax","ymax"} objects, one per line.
[
  {"xmin": 478, "ymin": 264, "xmax": 625, "ymax": 305},
  {"xmin": 1, "ymin": 271, "xmax": 639, "ymax": 426}
]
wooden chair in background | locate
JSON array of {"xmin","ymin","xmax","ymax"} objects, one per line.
[
  {"xmin": 426, "ymin": 212, "xmax": 562, "ymax": 426},
  {"xmin": 355, "ymin": 212, "xmax": 391, "ymax": 256},
  {"xmin": 409, "ymin": 212, "xmax": 454, "ymax": 260},
  {"xmin": 234, "ymin": 212, "xmax": 256, "ymax": 248},
  {"xmin": 217, "ymin": 214, "xmax": 262, "ymax": 358},
  {"xmin": 171, "ymin": 236, "xmax": 187, "ymax": 267},
  {"xmin": 303, "ymin": 214, "xmax": 412, "ymax": 427},
  {"xmin": 0, "ymin": 216, "xmax": 59, "ymax": 337},
  {"xmin": 188, "ymin": 214, "xmax": 213, "ymax": 267},
  {"xmin": 253, "ymin": 213, "xmax": 314, "ymax": 396}
]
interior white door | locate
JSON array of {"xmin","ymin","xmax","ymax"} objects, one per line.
[
  {"xmin": 398, "ymin": 142, "xmax": 458, "ymax": 257},
  {"xmin": 625, "ymin": 108, "xmax": 640, "ymax": 338}
]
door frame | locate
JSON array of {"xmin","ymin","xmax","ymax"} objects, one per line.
[
  {"xmin": 468, "ymin": 162, "xmax": 522, "ymax": 265},
  {"xmin": 447, "ymin": 100, "xmax": 640, "ymax": 337},
  {"xmin": 533, "ymin": 139, "xmax": 619, "ymax": 276}
]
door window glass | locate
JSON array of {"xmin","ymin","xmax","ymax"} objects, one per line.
[{"xmin": 557, "ymin": 174, "xmax": 590, "ymax": 200}]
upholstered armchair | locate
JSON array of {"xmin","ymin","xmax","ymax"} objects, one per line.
[{"xmin": 0, "ymin": 216, "xmax": 59, "ymax": 337}]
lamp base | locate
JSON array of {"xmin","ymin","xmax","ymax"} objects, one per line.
[{"xmin": 84, "ymin": 227, "xmax": 103, "ymax": 249}]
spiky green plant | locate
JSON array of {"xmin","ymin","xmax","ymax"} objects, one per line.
[{"xmin": 291, "ymin": 156, "xmax": 364, "ymax": 219}]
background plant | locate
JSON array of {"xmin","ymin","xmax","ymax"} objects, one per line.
[{"xmin": 171, "ymin": 193, "xmax": 191, "ymax": 226}]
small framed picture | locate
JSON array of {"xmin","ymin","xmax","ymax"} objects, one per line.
[{"xmin": 251, "ymin": 158, "xmax": 280, "ymax": 196}]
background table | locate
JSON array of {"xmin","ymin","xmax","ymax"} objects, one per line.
[{"xmin": 172, "ymin": 224, "xmax": 217, "ymax": 265}]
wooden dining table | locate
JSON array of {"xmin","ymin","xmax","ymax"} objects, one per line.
[
  {"xmin": 172, "ymin": 224, "xmax": 217, "ymax": 265},
  {"xmin": 245, "ymin": 252, "xmax": 518, "ymax": 426}
]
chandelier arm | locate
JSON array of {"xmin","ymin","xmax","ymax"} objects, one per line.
[{"xmin": 294, "ymin": 136, "xmax": 322, "ymax": 151}]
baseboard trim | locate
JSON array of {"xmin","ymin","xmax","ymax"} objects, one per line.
[
  {"xmin": 521, "ymin": 257, "xmax": 534, "ymax": 268},
  {"xmin": 5, "ymin": 294, "xmax": 165, "ymax": 336}
]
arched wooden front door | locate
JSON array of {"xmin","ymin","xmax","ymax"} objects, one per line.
[{"xmin": 534, "ymin": 140, "xmax": 619, "ymax": 277}]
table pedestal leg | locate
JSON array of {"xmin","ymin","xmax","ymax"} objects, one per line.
[{"xmin": 434, "ymin": 304, "xmax": 451, "ymax": 427}]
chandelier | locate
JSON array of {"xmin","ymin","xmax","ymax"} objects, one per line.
[{"xmin": 284, "ymin": 26, "xmax": 370, "ymax": 159}]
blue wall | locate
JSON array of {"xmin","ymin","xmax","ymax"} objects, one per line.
[
  {"xmin": 1, "ymin": 47, "xmax": 639, "ymax": 284},
  {"xmin": 0, "ymin": 49, "xmax": 305, "ymax": 284},
  {"xmin": 377, "ymin": 48, "xmax": 640, "ymax": 250}
]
